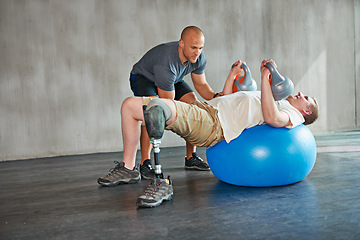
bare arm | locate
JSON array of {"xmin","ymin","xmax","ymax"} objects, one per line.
[
  {"xmin": 260, "ymin": 59, "xmax": 291, "ymax": 127},
  {"xmin": 191, "ymin": 73, "xmax": 217, "ymax": 100},
  {"xmin": 222, "ymin": 60, "xmax": 243, "ymax": 95},
  {"xmin": 157, "ymin": 88, "xmax": 175, "ymax": 100}
]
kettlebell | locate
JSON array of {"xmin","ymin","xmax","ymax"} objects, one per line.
[
  {"xmin": 233, "ymin": 63, "xmax": 257, "ymax": 92},
  {"xmin": 265, "ymin": 62, "xmax": 294, "ymax": 101}
]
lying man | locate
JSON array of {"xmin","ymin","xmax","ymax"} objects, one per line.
[{"xmin": 98, "ymin": 59, "xmax": 319, "ymax": 207}]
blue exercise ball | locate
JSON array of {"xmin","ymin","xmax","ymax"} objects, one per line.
[{"xmin": 206, "ymin": 124, "xmax": 317, "ymax": 187}]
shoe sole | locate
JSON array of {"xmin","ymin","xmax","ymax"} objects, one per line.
[
  {"xmin": 184, "ymin": 166, "xmax": 210, "ymax": 171},
  {"xmin": 141, "ymin": 174, "xmax": 155, "ymax": 180},
  {"xmin": 97, "ymin": 178, "xmax": 140, "ymax": 187},
  {"xmin": 136, "ymin": 192, "xmax": 174, "ymax": 208}
]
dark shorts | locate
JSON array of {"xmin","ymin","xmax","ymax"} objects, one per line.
[{"xmin": 130, "ymin": 74, "xmax": 193, "ymax": 100}]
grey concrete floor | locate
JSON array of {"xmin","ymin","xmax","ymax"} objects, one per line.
[{"xmin": 1, "ymin": 131, "xmax": 360, "ymax": 240}]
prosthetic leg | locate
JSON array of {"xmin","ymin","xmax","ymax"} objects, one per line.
[
  {"xmin": 142, "ymin": 104, "xmax": 165, "ymax": 179},
  {"xmin": 136, "ymin": 102, "xmax": 174, "ymax": 208}
]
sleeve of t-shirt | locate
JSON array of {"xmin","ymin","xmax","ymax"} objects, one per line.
[
  {"xmin": 153, "ymin": 64, "xmax": 176, "ymax": 91},
  {"xmin": 279, "ymin": 105, "xmax": 305, "ymax": 128}
]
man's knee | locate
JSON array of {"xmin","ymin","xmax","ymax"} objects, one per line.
[
  {"xmin": 145, "ymin": 98, "xmax": 172, "ymax": 123},
  {"xmin": 121, "ymin": 96, "xmax": 135, "ymax": 114}
]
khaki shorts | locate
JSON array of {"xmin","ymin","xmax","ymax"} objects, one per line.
[{"xmin": 142, "ymin": 97, "xmax": 224, "ymax": 147}]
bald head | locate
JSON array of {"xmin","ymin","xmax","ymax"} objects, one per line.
[{"xmin": 181, "ymin": 26, "xmax": 204, "ymax": 40}]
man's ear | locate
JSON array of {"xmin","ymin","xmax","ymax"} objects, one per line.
[
  {"xmin": 179, "ymin": 39, "xmax": 184, "ymax": 48},
  {"xmin": 302, "ymin": 109, "xmax": 312, "ymax": 116}
]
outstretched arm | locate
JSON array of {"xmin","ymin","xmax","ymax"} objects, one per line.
[
  {"xmin": 260, "ymin": 59, "xmax": 291, "ymax": 128},
  {"xmin": 191, "ymin": 73, "xmax": 218, "ymax": 100},
  {"xmin": 222, "ymin": 60, "xmax": 245, "ymax": 95}
]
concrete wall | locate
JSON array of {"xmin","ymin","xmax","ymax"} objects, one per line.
[{"xmin": 0, "ymin": 0, "xmax": 358, "ymax": 161}]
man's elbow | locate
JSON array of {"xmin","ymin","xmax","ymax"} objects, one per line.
[
  {"xmin": 264, "ymin": 116, "xmax": 285, "ymax": 128},
  {"xmin": 264, "ymin": 118, "xmax": 276, "ymax": 126}
]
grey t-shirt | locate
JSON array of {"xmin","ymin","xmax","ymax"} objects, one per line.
[{"xmin": 131, "ymin": 41, "xmax": 206, "ymax": 91}]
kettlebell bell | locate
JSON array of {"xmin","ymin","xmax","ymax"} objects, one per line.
[
  {"xmin": 265, "ymin": 62, "xmax": 294, "ymax": 101},
  {"xmin": 233, "ymin": 63, "xmax": 257, "ymax": 92}
]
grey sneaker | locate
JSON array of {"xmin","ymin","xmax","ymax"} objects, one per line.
[
  {"xmin": 185, "ymin": 153, "xmax": 210, "ymax": 171},
  {"xmin": 140, "ymin": 159, "xmax": 155, "ymax": 180},
  {"xmin": 97, "ymin": 161, "xmax": 141, "ymax": 187},
  {"xmin": 136, "ymin": 177, "xmax": 174, "ymax": 208}
]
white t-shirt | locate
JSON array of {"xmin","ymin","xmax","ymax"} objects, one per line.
[{"xmin": 207, "ymin": 91, "xmax": 304, "ymax": 143}]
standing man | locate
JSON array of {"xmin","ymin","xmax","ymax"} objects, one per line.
[{"xmin": 128, "ymin": 26, "xmax": 218, "ymax": 180}]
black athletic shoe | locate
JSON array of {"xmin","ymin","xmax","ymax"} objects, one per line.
[
  {"xmin": 140, "ymin": 159, "xmax": 155, "ymax": 180},
  {"xmin": 97, "ymin": 161, "xmax": 141, "ymax": 187},
  {"xmin": 136, "ymin": 177, "xmax": 174, "ymax": 208},
  {"xmin": 185, "ymin": 153, "xmax": 210, "ymax": 171}
]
